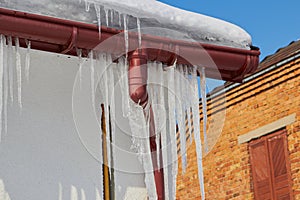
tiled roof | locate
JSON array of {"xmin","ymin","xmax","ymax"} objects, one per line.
[
  {"xmin": 259, "ymin": 40, "xmax": 300, "ymax": 71},
  {"xmin": 210, "ymin": 40, "xmax": 300, "ymax": 95}
]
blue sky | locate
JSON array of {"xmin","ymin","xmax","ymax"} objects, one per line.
[{"xmin": 157, "ymin": 0, "xmax": 300, "ymax": 90}]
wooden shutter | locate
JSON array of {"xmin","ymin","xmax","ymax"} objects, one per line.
[
  {"xmin": 268, "ymin": 130, "xmax": 293, "ymax": 200},
  {"xmin": 249, "ymin": 130, "xmax": 293, "ymax": 200},
  {"xmin": 250, "ymin": 138, "xmax": 273, "ymax": 200}
]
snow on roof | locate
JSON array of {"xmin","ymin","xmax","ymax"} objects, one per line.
[{"xmin": 0, "ymin": 0, "xmax": 252, "ymax": 49}]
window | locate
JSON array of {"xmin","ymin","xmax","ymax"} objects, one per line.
[{"xmin": 249, "ymin": 129, "xmax": 293, "ymax": 200}]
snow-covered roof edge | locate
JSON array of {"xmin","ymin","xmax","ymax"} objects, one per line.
[{"xmin": 0, "ymin": 0, "xmax": 252, "ymax": 49}]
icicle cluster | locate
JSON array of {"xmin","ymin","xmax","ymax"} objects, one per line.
[
  {"xmin": 0, "ymin": 35, "xmax": 31, "ymax": 142},
  {"xmin": 82, "ymin": 1, "xmax": 143, "ymax": 50},
  {"xmin": 95, "ymin": 55, "xmax": 208, "ymax": 199},
  {"xmin": 80, "ymin": 2, "xmax": 208, "ymax": 199}
]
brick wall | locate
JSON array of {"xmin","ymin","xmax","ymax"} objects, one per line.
[{"xmin": 176, "ymin": 57, "xmax": 300, "ymax": 199}]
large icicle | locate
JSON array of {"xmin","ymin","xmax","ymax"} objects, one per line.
[
  {"xmin": 25, "ymin": 40, "xmax": 31, "ymax": 81},
  {"xmin": 97, "ymin": 53, "xmax": 111, "ymax": 171},
  {"xmin": 0, "ymin": 35, "xmax": 4, "ymax": 141},
  {"xmin": 192, "ymin": 66, "xmax": 205, "ymax": 200},
  {"xmin": 157, "ymin": 63, "xmax": 169, "ymax": 200},
  {"xmin": 199, "ymin": 67, "xmax": 208, "ymax": 153},
  {"xmin": 107, "ymin": 59, "xmax": 116, "ymax": 182},
  {"xmin": 147, "ymin": 62, "xmax": 160, "ymax": 169},
  {"xmin": 15, "ymin": 37, "xmax": 22, "ymax": 109},
  {"xmin": 7, "ymin": 36, "xmax": 13, "ymax": 104},
  {"xmin": 104, "ymin": 53, "xmax": 111, "ymax": 174},
  {"xmin": 128, "ymin": 102, "xmax": 157, "ymax": 200},
  {"xmin": 176, "ymin": 65, "xmax": 187, "ymax": 173},
  {"xmin": 166, "ymin": 65, "xmax": 178, "ymax": 200}
]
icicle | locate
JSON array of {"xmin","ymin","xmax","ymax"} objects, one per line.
[
  {"xmin": 136, "ymin": 18, "xmax": 142, "ymax": 48},
  {"xmin": 200, "ymin": 67, "xmax": 208, "ymax": 153},
  {"xmin": 25, "ymin": 40, "xmax": 31, "ymax": 81},
  {"xmin": 157, "ymin": 63, "xmax": 169, "ymax": 200},
  {"xmin": 0, "ymin": 35, "xmax": 4, "ymax": 141},
  {"xmin": 147, "ymin": 62, "xmax": 161, "ymax": 169},
  {"xmin": 116, "ymin": 57, "xmax": 130, "ymax": 117},
  {"xmin": 184, "ymin": 65, "xmax": 192, "ymax": 144},
  {"xmin": 118, "ymin": 12, "xmax": 122, "ymax": 28},
  {"xmin": 147, "ymin": 62, "xmax": 158, "ymax": 168},
  {"xmin": 7, "ymin": 36, "xmax": 13, "ymax": 103},
  {"xmin": 110, "ymin": 10, "xmax": 114, "ymax": 27},
  {"xmin": 76, "ymin": 48, "xmax": 83, "ymax": 89},
  {"xmin": 3, "ymin": 36, "xmax": 8, "ymax": 135},
  {"xmin": 15, "ymin": 37, "xmax": 22, "ymax": 109},
  {"xmin": 104, "ymin": 8, "xmax": 109, "ymax": 27},
  {"xmin": 176, "ymin": 65, "xmax": 187, "ymax": 173},
  {"xmin": 80, "ymin": 189, "xmax": 86, "ymax": 200},
  {"xmin": 128, "ymin": 102, "xmax": 157, "ymax": 200},
  {"xmin": 167, "ymin": 65, "xmax": 178, "ymax": 200},
  {"xmin": 84, "ymin": 0, "xmax": 90, "ymax": 12},
  {"xmin": 89, "ymin": 51, "xmax": 95, "ymax": 109},
  {"xmin": 107, "ymin": 60, "xmax": 116, "ymax": 176},
  {"xmin": 192, "ymin": 66, "xmax": 205, "ymax": 200},
  {"xmin": 94, "ymin": 4, "xmax": 102, "ymax": 40},
  {"xmin": 123, "ymin": 14, "xmax": 129, "ymax": 63}
]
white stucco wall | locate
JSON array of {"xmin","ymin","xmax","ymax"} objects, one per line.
[{"xmin": 0, "ymin": 49, "xmax": 145, "ymax": 200}]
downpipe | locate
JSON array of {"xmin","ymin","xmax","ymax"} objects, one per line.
[{"xmin": 128, "ymin": 49, "xmax": 165, "ymax": 200}]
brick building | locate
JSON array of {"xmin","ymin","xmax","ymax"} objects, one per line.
[{"xmin": 176, "ymin": 40, "xmax": 300, "ymax": 199}]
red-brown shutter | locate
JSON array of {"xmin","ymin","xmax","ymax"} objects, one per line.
[
  {"xmin": 250, "ymin": 138, "xmax": 273, "ymax": 200},
  {"xmin": 268, "ymin": 130, "xmax": 293, "ymax": 200},
  {"xmin": 249, "ymin": 130, "xmax": 293, "ymax": 200}
]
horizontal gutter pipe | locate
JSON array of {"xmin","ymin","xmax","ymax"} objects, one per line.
[{"xmin": 0, "ymin": 7, "xmax": 260, "ymax": 82}]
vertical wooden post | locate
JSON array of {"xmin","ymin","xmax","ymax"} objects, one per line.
[
  {"xmin": 101, "ymin": 104, "xmax": 110, "ymax": 200},
  {"xmin": 109, "ymin": 107, "xmax": 115, "ymax": 200}
]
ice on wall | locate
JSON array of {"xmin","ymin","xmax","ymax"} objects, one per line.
[{"xmin": 0, "ymin": 0, "xmax": 252, "ymax": 49}]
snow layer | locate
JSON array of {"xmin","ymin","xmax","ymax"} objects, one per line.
[{"xmin": 0, "ymin": 0, "xmax": 252, "ymax": 49}]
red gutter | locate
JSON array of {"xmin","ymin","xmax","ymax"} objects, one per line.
[{"xmin": 0, "ymin": 7, "xmax": 260, "ymax": 82}]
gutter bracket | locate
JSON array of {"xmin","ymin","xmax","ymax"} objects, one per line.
[{"xmin": 61, "ymin": 26, "xmax": 78, "ymax": 54}]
